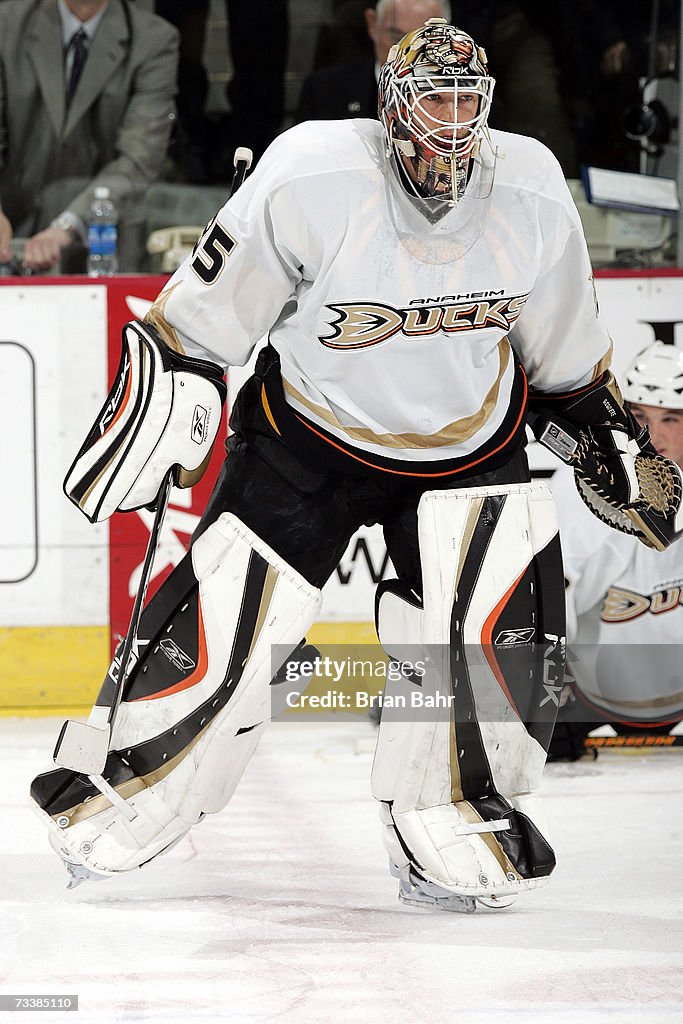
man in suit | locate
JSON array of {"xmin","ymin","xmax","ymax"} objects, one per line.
[
  {"xmin": 295, "ymin": 0, "xmax": 451, "ymax": 124},
  {"xmin": 0, "ymin": 0, "xmax": 179, "ymax": 271}
]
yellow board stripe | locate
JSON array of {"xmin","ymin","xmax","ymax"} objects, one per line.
[
  {"xmin": 308, "ymin": 622, "xmax": 377, "ymax": 645},
  {"xmin": 0, "ymin": 626, "xmax": 109, "ymax": 717},
  {"xmin": 0, "ymin": 623, "xmax": 377, "ymax": 716}
]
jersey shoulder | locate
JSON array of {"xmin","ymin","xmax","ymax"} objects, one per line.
[
  {"xmin": 488, "ymin": 129, "xmax": 573, "ymax": 207},
  {"xmin": 256, "ymin": 120, "xmax": 385, "ymax": 188}
]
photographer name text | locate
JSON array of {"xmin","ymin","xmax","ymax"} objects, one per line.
[{"xmin": 285, "ymin": 690, "xmax": 456, "ymax": 709}]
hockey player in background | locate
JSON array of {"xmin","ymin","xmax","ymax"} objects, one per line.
[
  {"xmin": 550, "ymin": 341, "xmax": 683, "ymax": 758},
  {"xmin": 31, "ymin": 20, "xmax": 683, "ymax": 912}
]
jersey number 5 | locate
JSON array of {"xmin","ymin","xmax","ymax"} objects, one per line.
[{"xmin": 191, "ymin": 219, "xmax": 237, "ymax": 284}]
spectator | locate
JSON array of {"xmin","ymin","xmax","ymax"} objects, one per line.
[
  {"xmin": 0, "ymin": 0, "xmax": 179, "ymax": 273},
  {"xmin": 155, "ymin": 1, "xmax": 289, "ymax": 182},
  {"xmin": 549, "ymin": 341, "xmax": 683, "ymax": 758},
  {"xmin": 572, "ymin": 0, "xmax": 680, "ymax": 172},
  {"xmin": 309, "ymin": 1, "xmax": 375, "ymax": 70},
  {"xmin": 485, "ymin": 2, "xmax": 578, "ymax": 176},
  {"xmin": 588, "ymin": 0, "xmax": 679, "ymax": 80},
  {"xmin": 295, "ymin": 0, "xmax": 451, "ymax": 124}
]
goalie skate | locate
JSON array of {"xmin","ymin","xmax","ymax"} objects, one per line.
[{"xmin": 391, "ymin": 862, "xmax": 477, "ymax": 913}]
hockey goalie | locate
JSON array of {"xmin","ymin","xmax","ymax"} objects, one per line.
[{"xmin": 30, "ymin": 18, "xmax": 683, "ymax": 912}]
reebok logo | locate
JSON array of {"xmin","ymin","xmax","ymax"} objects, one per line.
[
  {"xmin": 191, "ymin": 405, "xmax": 209, "ymax": 444},
  {"xmin": 494, "ymin": 627, "xmax": 535, "ymax": 646},
  {"xmin": 159, "ymin": 638, "xmax": 196, "ymax": 672}
]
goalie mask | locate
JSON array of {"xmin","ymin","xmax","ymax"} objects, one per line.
[
  {"xmin": 622, "ymin": 341, "xmax": 683, "ymax": 409},
  {"xmin": 378, "ymin": 18, "xmax": 495, "ymax": 204}
]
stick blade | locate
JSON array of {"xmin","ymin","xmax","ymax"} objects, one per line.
[{"xmin": 53, "ymin": 719, "xmax": 111, "ymax": 776}]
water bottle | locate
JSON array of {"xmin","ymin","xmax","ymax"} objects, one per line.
[{"xmin": 87, "ymin": 186, "xmax": 118, "ymax": 276}]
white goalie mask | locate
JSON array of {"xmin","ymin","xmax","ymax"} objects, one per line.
[
  {"xmin": 622, "ymin": 341, "xmax": 683, "ymax": 409},
  {"xmin": 378, "ymin": 18, "xmax": 495, "ymax": 204}
]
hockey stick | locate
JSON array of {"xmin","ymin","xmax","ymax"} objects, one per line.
[
  {"xmin": 52, "ymin": 147, "xmax": 254, "ymax": 789},
  {"xmin": 53, "ymin": 469, "xmax": 174, "ymax": 786},
  {"xmin": 232, "ymin": 146, "xmax": 253, "ymax": 190}
]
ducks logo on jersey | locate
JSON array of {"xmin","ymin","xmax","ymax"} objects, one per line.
[{"xmin": 319, "ymin": 294, "xmax": 528, "ymax": 350}]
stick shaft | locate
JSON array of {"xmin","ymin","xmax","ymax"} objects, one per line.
[
  {"xmin": 107, "ymin": 470, "xmax": 174, "ymax": 730},
  {"xmin": 82, "ymin": 147, "xmax": 254, "ymax": 762},
  {"xmin": 230, "ymin": 147, "xmax": 253, "ymax": 196}
]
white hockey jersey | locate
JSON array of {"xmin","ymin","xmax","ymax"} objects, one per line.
[
  {"xmin": 552, "ymin": 466, "xmax": 683, "ymax": 723},
  {"xmin": 155, "ymin": 120, "xmax": 612, "ymax": 474}
]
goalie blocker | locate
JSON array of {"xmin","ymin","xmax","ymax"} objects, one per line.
[
  {"xmin": 528, "ymin": 370, "xmax": 683, "ymax": 551},
  {"xmin": 64, "ymin": 320, "xmax": 227, "ymax": 522}
]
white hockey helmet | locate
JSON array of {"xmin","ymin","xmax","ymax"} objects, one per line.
[
  {"xmin": 378, "ymin": 18, "xmax": 495, "ymax": 202},
  {"xmin": 622, "ymin": 341, "xmax": 683, "ymax": 409}
]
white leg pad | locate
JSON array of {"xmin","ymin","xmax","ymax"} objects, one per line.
[
  {"xmin": 33, "ymin": 513, "xmax": 321, "ymax": 876},
  {"xmin": 372, "ymin": 482, "xmax": 565, "ymax": 900}
]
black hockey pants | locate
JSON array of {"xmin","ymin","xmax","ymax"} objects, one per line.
[{"xmin": 194, "ymin": 371, "xmax": 531, "ymax": 596}]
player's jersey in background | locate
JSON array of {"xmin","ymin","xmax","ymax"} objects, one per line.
[
  {"xmin": 155, "ymin": 120, "xmax": 611, "ymax": 474},
  {"xmin": 552, "ymin": 466, "xmax": 683, "ymax": 724}
]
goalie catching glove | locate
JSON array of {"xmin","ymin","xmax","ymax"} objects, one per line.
[
  {"xmin": 64, "ymin": 321, "xmax": 226, "ymax": 522},
  {"xmin": 529, "ymin": 370, "xmax": 683, "ymax": 551}
]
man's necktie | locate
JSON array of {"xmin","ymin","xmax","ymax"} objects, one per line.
[{"xmin": 65, "ymin": 28, "xmax": 88, "ymax": 109}]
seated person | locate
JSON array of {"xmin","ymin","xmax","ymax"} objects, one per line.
[
  {"xmin": 0, "ymin": 0, "xmax": 178, "ymax": 272},
  {"xmin": 295, "ymin": 0, "xmax": 451, "ymax": 123}
]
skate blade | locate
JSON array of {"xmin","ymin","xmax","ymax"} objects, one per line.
[
  {"xmin": 477, "ymin": 894, "xmax": 518, "ymax": 909},
  {"xmin": 65, "ymin": 861, "xmax": 110, "ymax": 890},
  {"xmin": 398, "ymin": 888, "xmax": 477, "ymax": 914}
]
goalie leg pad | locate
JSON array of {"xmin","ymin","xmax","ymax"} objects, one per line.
[
  {"xmin": 371, "ymin": 482, "xmax": 565, "ymax": 900},
  {"xmin": 30, "ymin": 513, "xmax": 321, "ymax": 876},
  {"xmin": 64, "ymin": 320, "xmax": 227, "ymax": 522}
]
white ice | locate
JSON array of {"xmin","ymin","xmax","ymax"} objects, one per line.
[{"xmin": 2, "ymin": 717, "xmax": 682, "ymax": 1024}]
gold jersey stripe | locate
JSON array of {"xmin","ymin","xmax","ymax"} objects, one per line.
[
  {"xmin": 144, "ymin": 284, "xmax": 185, "ymax": 354},
  {"xmin": 282, "ymin": 339, "xmax": 511, "ymax": 450},
  {"xmin": 592, "ymin": 338, "xmax": 614, "ymax": 380}
]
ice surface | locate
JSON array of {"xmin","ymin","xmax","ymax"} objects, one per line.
[{"xmin": 2, "ymin": 718, "xmax": 682, "ymax": 1024}]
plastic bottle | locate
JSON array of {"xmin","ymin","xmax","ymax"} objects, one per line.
[{"xmin": 87, "ymin": 186, "xmax": 118, "ymax": 277}]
